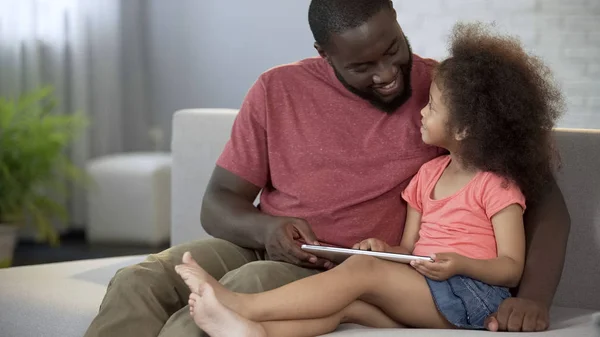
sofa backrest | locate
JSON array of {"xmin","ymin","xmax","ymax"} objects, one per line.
[
  {"xmin": 170, "ymin": 109, "xmax": 600, "ymax": 309},
  {"xmin": 171, "ymin": 109, "xmax": 238, "ymax": 245},
  {"xmin": 552, "ymin": 129, "xmax": 600, "ymax": 310}
]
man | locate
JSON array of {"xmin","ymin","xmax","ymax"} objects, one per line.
[{"xmin": 85, "ymin": 1, "xmax": 570, "ymax": 335}]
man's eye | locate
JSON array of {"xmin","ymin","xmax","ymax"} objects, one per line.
[{"xmin": 353, "ymin": 66, "xmax": 369, "ymax": 73}]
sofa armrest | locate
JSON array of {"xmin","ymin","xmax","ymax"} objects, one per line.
[{"xmin": 170, "ymin": 109, "xmax": 238, "ymax": 246}]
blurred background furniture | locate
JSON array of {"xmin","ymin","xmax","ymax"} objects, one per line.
[{"xmin": 86, "ymin": 153, "xmax": 172, "ymax": 245}]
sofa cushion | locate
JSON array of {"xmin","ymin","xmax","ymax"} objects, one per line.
[
  {"xmin": 0, "ymin": 256, "xmax": 147, "ymax": 337},
  {"xmin": 0, "ymin": 256, "xmax": 598, "ymax": 337}
]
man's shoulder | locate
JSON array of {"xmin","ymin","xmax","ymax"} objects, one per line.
[
  {"xmin": 413, "ymin": 54, "xmax": 439, "ymax": 70},
  {"xmin": 411, "ymin": 54, "xmax": 438, "ymax": 82},
  {"xmin": 259, "ymin": 57, "xmax": 329, "ymax": 84}
]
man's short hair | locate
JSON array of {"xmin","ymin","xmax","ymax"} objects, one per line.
[{"xmin": 308, "ymin": 0, "xmax": 393, "ymax": 47}]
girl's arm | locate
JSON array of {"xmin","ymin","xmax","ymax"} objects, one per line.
[
  {"xmin": 388, "ymin": 205, "xmax": 422, "ymax": 254},
  {"xmin": 458, "ymin": 203, "xmax": 526, "ymax": 287}
]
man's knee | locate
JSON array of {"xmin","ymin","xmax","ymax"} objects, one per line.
[
  {"xmin": 155, "ymin": 238, "xmax": 240, "ymax": 265},
  {"xmin": 108, "ymin": 263, "xmax": 166, "ymax": 292},
  {"xmin": 219, "ymin": 260, "xmax": 319, "ymax": 293}
]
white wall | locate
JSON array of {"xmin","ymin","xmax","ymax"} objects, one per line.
[
  {"xmin": 147, "ymin": 0, "xmax": 316, "ymax": 143},
  {"xmin": 394, "ymin": 0, "xmax": 600, "ymax": 129},
  {"xmin": 147, "ymin": 0, "xmax": 600, "ymax": 137}
]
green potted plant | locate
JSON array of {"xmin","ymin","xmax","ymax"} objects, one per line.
[{"xmin": 0, "ymin": 86, "xmax": 88, "ymax": 268}]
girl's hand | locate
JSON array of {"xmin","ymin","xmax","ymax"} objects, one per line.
[
  {"xmin": 352, "ymin": 238, "xmax": 390, "ymax": 252},
  {"xmin": 410, "ymin": 252, "xmax": 467, "ymax": 281}
]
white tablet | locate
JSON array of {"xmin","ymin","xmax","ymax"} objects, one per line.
[{"xmin": 301, "ymin": 244, "xmax": 433, "ymax": 265}]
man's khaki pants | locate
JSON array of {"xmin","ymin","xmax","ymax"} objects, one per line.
[{"xmin": 83, "ymin": 238, "xmax": 320, "ymax": 337}]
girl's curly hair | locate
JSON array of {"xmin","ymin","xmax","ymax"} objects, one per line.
[{"xmin": 435, "ymin": 22, "xmax": 565, "ymax": 202}]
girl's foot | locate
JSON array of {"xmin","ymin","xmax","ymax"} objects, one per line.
[
  {"xmin": 175, "ymin": 251, "xmax": 218, "ymax": 294},
  {"xmin": 175, "ymin": 251, "xmax": 245, "ymax": 314},
  {"xmin": 189, "ymin": 283, "xmax": 266, "ymax": 337}
]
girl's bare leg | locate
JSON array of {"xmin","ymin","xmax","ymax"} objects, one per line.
[
  {"xmin": 176, "ymin": 252, "xmax": 453, "ymax": 329},
  {"xmin": 189, "ymin": 282, "xmax": 401, "ymax": 337}
]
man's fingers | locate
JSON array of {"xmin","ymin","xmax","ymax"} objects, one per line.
[
  {"xmin": 536, "ymin": 310, "xmax": 549, "ymax": 331},
  {"xmin": 536, "ymin": 317, "xmax": 549, "ymax": 331},
  {"xmin": 521, "ymin": 311, "xmax": 538, "ymax": 332},
  {"xmin": 484, "ymin": 314, "xmax": 499, "ymax": 332},
  {"xmin": 294, "ymin": 221, "xmax": 319, "ymax": 245},
  {"xmin": 281, "ymin": 249, "xmax": 302, "ymax": 265},
  {"xmin": 286, "ymin": 240, "xmax": 315, "ymax": 263},
  {"xmin": 298, "ymin": 257, "xmax": 331, "ymax": 270},
  {"xmin": 352, "ymin": 243, "xmax": 360, "ymax": 249},
  {"xmin": 496, "ymin": 304, "xmax": 512, "ymax": 331},
  {"xmin": 507, "ymin": 307, "xmax": 526, "ymax": 332}
]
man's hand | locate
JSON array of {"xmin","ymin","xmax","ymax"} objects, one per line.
[
  {"xmin": 485, "ymin": 297, "xmax": 550, "ymax": 332},
  {"xmin": 263, "ymin": 217, "xmax": 334, "ymax": 269},
  {"xmin": 410, "ymin": 252, "xmax": 466, "ymax": 281},
  {"xmin": 352, "ymin": 238, "xmax": 390, "ymax": 252}
]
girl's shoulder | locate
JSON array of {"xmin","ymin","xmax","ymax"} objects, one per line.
[{"xmin": 418, "ymin": 155, "xmax": 451, "ymax": 175}]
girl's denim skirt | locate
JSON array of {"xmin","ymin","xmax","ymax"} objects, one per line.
[{"xmin": 426, "ymin": 275, "xmax": 511, "ymax": 329}]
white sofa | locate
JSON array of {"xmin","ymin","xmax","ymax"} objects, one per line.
[{"xmin": 0, "ymin": 109, "xmax": 599, "ymax": 337}]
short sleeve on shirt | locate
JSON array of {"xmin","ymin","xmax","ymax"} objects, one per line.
[
  {"xmin": 215, "ymin": 77, "xmax": 269, "ymax": 188},
  {"xmin": 401, "ymin": 167, "xmax": 424, "ymax": 213},
  {"xmin": 480, "ymin": 173, "xmax": 526, "ymax": 219}
]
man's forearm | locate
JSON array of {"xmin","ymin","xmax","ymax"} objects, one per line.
[
  {"xmin": 201, "ymin": 188, "xmax": 271, "ymax": 250},
  {"xmin": 516, "ymin": 179, "xmax": 571, "ymax": 306}
]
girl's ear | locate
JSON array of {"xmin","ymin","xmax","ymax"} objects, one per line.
[{"xmin": 455, "ymin": 128, "xmax": 468, "ymax": 141}]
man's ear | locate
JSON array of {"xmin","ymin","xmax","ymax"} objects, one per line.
[{"xmin": 314, "ymin": 42, "xmax": 328, "ymax": 60}]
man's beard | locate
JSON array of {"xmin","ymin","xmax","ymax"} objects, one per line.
[
  {"xmin": 333, "ymin": 55, "xmax": 413, "ymax": 114},
  {"xmin": 333, "ymin": 32, "xmax": 414, "ymax": 114}
]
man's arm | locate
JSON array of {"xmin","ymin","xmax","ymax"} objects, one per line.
[
  {"xmin": 200, "ymin": 165, "xmax": 268, "ymax": 249},
  {"xmin": 518, "ymin": 177, "xmax": 570, "ymax": 305},
  {"xmin": 200, "ymin": 166, "xmax": 327, "ymax": 267},
  {"xmin": 486, "ymin": 177, "xmax": 571, "ymax": 332}
]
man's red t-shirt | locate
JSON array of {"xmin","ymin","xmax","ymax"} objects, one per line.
[{"xmin": 216, "ymin": 55, "xmax": 442, "ymax": 248}]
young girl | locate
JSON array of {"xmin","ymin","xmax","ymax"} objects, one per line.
[{"xmin": 175, "ymin": 22, "xmax": 564, "ymax": 337}]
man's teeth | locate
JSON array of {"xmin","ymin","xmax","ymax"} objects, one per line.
[{"xmin": 382, "ymin": 80, "xmax": 396, "ymax": 89}]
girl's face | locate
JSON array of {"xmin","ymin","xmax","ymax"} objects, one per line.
[{"xmin": 420, "ymin": 81, "xmax": 454, "ymax": 149}]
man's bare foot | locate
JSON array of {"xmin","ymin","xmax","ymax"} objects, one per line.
[
  {"xmin": 175, "ymin": 251, "xmax": 218, "ymax": 294},
  {"xmin": 189, "ymin": 283, "xmax": 267, "ymax": 337}
]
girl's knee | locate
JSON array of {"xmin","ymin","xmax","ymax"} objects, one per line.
[
  {"xmin": 342, "ymin": 254, "xmax": 380, "ymax": 271},
  {"xmin": 341, "ymin": 254, "xmax": 412, "ymax": 277}
]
